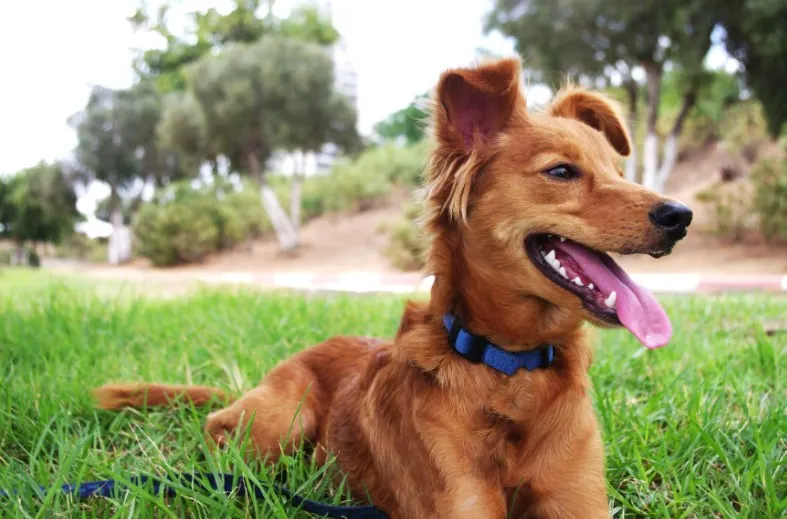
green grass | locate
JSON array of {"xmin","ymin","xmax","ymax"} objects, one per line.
[{"xmin": 0, "ymin": 272, "xmax": 785, "ymax": 518}]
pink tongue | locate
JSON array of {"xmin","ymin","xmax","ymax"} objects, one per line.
[{"xmin": 553, "ymin": 241, "xmax": 672, "ymax": 349}]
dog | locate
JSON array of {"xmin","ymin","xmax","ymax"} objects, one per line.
[{"xmin": 95, "ymin": 58, "xmax": 692, "ymax": 518}]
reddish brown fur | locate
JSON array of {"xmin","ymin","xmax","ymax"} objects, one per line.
[{"xmin": 94, "ymin": 58, "xmax": 689, "ymax": 518}]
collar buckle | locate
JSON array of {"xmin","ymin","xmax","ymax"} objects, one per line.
[{"xmin": 539, "ymin": 345, "xmax": 554, "ymax": 369}]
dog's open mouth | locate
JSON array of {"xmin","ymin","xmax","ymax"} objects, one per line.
[{"xmin": 525, "ymin": 234, "xmax": 672, "ymax": 349}]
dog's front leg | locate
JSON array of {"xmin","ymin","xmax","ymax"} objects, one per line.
[
  {"xmin": 434, "ymin": 476, "xmax": 507, "ymax": 519},
  {"xmin": 508, "ymin": 439, "xmax": 611, "ymax": 519}
]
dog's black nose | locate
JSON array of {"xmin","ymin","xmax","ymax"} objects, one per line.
[{"xmin": 649, "ymin": 201, "xmax": 693, "ymax": 239}]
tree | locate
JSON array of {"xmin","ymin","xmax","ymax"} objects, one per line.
[
  {"xmin": 272, "ymin": 45, "xmax": 360, "ymax": 234},
  {"xmin": 161, "ymin": 35, "xmax": 358, "ymax": 251},
  {"xmin": 129, "ymin": 1, "xmax": 338, "ymax": 93},
  {"xmin": 157, "ymin": 92, "xmax": 212, "ymax": 174},
  {"xmin": 721, "ymin": 0, "xmax": 787, "ymax": 137},
  {"xmin": 486, "ymin": 0, "xmax": 718, "ymax": 191},
  {"xmin": 2, "ymin": 162, "xmax": 79, "ymax": 263},
  {"xmin": 69, "ymin": 82, "xmax": 182, "ymax": 264},
  {"xmin": 0, "ymin": 176, "xmax": 16, "ymax": 238},
  {"xmin": 374, "ymin": 94, "xmax": 429, "ymax": 145}
]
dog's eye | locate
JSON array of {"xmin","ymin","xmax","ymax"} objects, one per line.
[{"xmin": 544, "ymin": 164, "xmax": 579, "ymax": 180}]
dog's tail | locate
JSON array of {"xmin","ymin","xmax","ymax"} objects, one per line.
[{"xmin": 93, "ymin": 383, "xmax": 234, "ymax": 410}]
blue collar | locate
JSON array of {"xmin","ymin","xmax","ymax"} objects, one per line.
[{"xmin": 443, "ymin": 313, "xmax": 555, "ymax": 376}]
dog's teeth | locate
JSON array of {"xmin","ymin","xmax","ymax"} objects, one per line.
[
  {"xmin": 604, "ymin": 291, "xmax": 617, "ymax": 309},
  {"xmin": 545, "ymin": 250, "xmax": 556, "ymax": 263},
  {"xmin": 547, "ymin": 234, "xmax": 553, "ymax": 238},
  {"xmin": 551, "ymin": 258, "xmax": 561, "ymax": 270},
  {"xmin": 560, "ymin": 237, "xmax": 566, "ymax": 242},
  {"xmin": 559, "ymin": 266, "xmax": 568, "ymax": 279},
  {"xmin": 588, "ymin": 283, "xmax": 595, "ymax": 290},
  {"xmin": 572, "ymin": 277, "xmax": 583, "ymax": 287}
]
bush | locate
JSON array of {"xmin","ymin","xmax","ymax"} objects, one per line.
[
  {"xmin": 695, "ymin": 182, "xmax": 754, "ymax": 241},
  {"xmin": 750, "ymin": 153, "xmax": 787, "ymax": 242},
  {"xmin": 27, "ymin": 248, "xmax": 40, "ymax": 268},
  {"xmin": 299, "ymin": 175, "xmax": 331, "ymax": 221},
  {"xmin": 323, "ymin": 160, "xmax": 393, "ymax": 213},
  {"xmin": 225, "ymin": 188, "xmax": 271, "ymax": 238},
  {"xmin": 313, "ymin": 143, "xmax": 429, "ymax": 214},
  {"xmin": 382, "ymin": 197, "xmax": 428, "ymax": 271},
  {"xmin": 719, "ymin": 101, "xmax": 769, "ymax": 163},
  {"xmin": 133, "ymin": 178, "xmax": 275, "ymax": 267},
  {"xmin": 55, "ymin": 233, "xmax": 107, "ymax": 262},
  {"xmin": 0, "ymin": 247, "xmax": 40, "ymax": 267},
  {"xmin": 355, "ymin": 141, "xmax": 429, "ymax": 187},
  {"xmin": 133, "ymin": 198, "xmax": 218, "ymax": 267}
]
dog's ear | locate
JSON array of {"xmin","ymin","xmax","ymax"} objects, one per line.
[
  {"xmin": 434, "ymin": 58, "xmax": 524, "ymax": 151},
  {"xmin": 549, "ymin": 88, "xmax": 631, "ymax": 156},
  {"xmin": 429, "ymin": 58, "xmax": 525, "ymax": 220}
]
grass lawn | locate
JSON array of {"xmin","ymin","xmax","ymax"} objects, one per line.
[{"xmin": 0, "ymin": 269, "xmax": 784, "ymax": 518}]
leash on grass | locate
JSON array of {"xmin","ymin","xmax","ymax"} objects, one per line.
[{"xmin": 0, "ymin": 472, "xmax": 388, "ymax": 519}]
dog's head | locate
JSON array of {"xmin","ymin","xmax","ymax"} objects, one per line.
[{"xmin": 424, "ymin": 58, "xmax": 692, "ymax": 349}]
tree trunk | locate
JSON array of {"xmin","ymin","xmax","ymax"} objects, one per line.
[
  {"xmin": 655, "ymin": 89, "xmax": 698, "ymax": 192},
  {"xmin": 290, "ymin": 151, "xmax": 303, "ymax": 233},
  {"xmin": 107, "ymin": 190, "xmax": 131, "ymax": 265},
  {"xmin": 11, "ymin": 240, "xmax": 27, "ymax": 266},
  {"xmin": 624, "ymin": 78, "xmax": 639, "ymax": 183},
  {"xmin": 641, "ymin": 61, "xmax": 663, "ymax": 190},
  {"xmin": 290, "ymin": 176, "xmax": 302, "ymax": 234},
  {"xmin": 248, "ymin": 152, "xmax": 299, "ymax": 252}
]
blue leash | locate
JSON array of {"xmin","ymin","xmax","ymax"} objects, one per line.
[{"xmin": 0, "ymin": 471, "xmax": 387, "ymax": 518}]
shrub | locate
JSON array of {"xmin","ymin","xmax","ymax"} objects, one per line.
[
  {"xmin": 27, "ymin": 248, "xmax": 40, "ymax": 268},
  {"xmin": 0, "ymin": 247, "xmax": 40, "ymax": 267},
  {"xmin": 133, "ymin": 178, "xmax": 275, "ymax": 267},
  {"xmin": 323, "ymin": 161, "xmax": 393, "ymax": 213},
  {"xmin": 133, "ymin": 196, "xmax": 219, "ymax": 267},
  {"xmin": 750, "ymin": 153, "xmax": 787, "ymax": 242},
  {"xmin": 225, "ymin": 188, "xmax": 271, "ymax": 238},
  {"xmin": 695, "ymin": 182, "xmax": 754, "ymax": 241},
  {"xmin": 719, "ymin": 101, "xmax": 769, "ymax": 163},
  {"xmin": 299, "ymin": 175, "xmax": 331, "ymax": 221},
  {"xmin": 55, "ymin": 233, "xmax": 107, "ymax": 262},
  {"xmin": 354, "ymin": 142, "xmax": 428, "ymax": 187},
  {"xmin": 313, "ymin": 142, "xmax": 428, "ymax": 215},
  {"xmin": 382, "ymin": 197, "xmax": 428, "ymax": 271}
]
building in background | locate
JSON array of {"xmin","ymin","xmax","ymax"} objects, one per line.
[{"xmin": 267, "ymin": 0, "xmax": 359, "ymax": 177}]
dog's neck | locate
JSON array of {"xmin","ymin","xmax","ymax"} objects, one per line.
[
  {"xmin": 394, "ymin": 297, "xmax": 593, "ymax": 408},
  {"xmin": 426, "ymin": 230, "xmax": 585, "ymax": 351}
]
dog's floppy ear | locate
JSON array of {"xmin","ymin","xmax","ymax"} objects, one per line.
[
  {"xmin": 549, "ymin": 87, "xmax": 631, "ymax": 156},
  {"xmin": 429, "ymin": 58, "xmax": 525, "ymax": 220}
]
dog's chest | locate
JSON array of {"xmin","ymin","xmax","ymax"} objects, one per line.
[{"xmin": 470, "ymin": 407, "xmax": 528, "ymax": 479}]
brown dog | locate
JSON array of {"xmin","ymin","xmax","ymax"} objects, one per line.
[{"xmin": 95, "ymin": 58, "xmax": 691, "ymax": 518}]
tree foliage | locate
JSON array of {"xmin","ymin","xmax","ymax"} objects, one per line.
[
  {"xmin": 0, "ymin": 162, "xmax": 79, "ymax": 245},
  {"xmin": 486, "ymin": 0, "xmax": 722, "ymax": 190},
  {"xmin": 374, "ymin": 94, "xmax": 429, "ymax": 145},
  {"xmin": 69, "ymin": 82, "xmax": 184, "ymax": 204},
  {"xmin": 179, "ymin": 36, "xmax": 329, "ymax": 177},
  {"xmin": 721, "ymin": 0, "xmax": 787, "ymax": 136},
  {"xmin": 130, "ymin": 1, "xmax": 339, "ymax": 93},
  {"xmin": 0, "ymin": 176, "xmax": 16, "ymax": 236}
]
